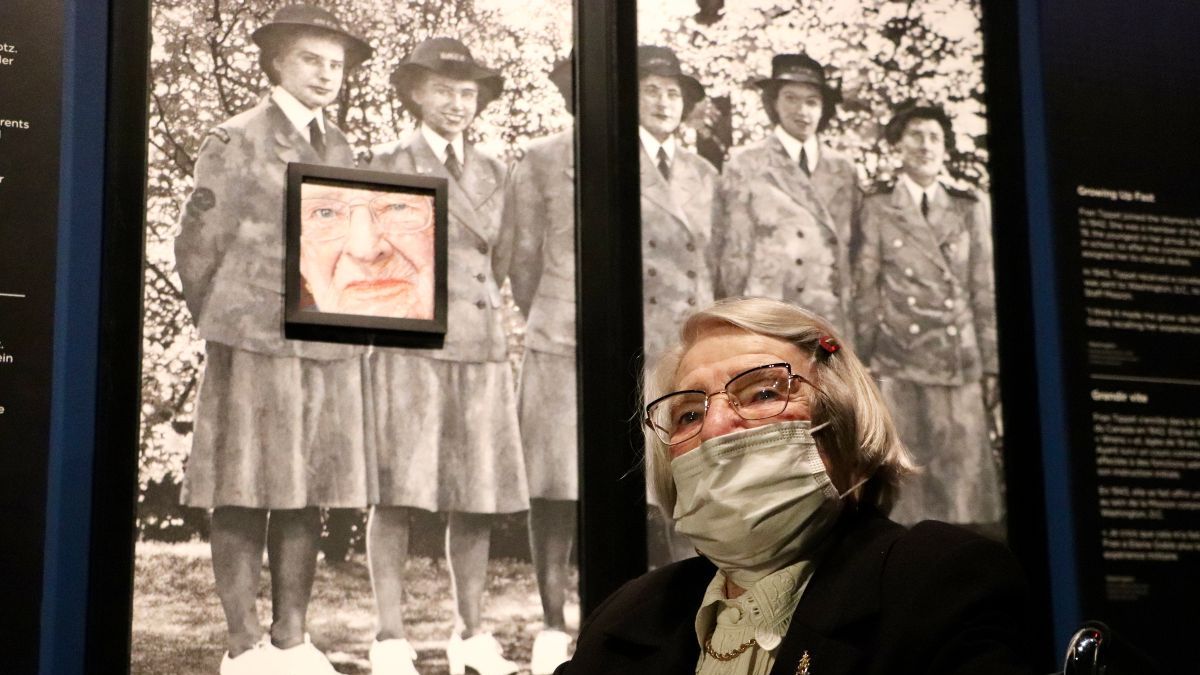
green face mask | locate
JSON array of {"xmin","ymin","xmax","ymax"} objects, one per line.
[{"xmin": 670, "ymin": 419, "xmax": 847, "ymax": 587}]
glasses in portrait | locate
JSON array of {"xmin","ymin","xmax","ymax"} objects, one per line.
[{"xmin": 298, "ymin": 182, "xmax": 436, "ymax": 321}]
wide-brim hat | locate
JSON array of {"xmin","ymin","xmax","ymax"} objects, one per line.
[
  {"xmin": 884, "ymin": 99, "xmax": 955, "ymax": 147},
  {"xmin": 637, "ymin": 45, "xmax": 706, "ymax": 111},
  {"xmin": 754, "ymin": 53, "xmax": 840, "ymax": 104},
  {"xmin": 548, "ymin": 52, "xmax": 574, "ymax": 115},
  {"xmin": 390, "ymin": 37, "xmax": 505, "ymax": 114},
  {"xmin": 252, "ymin": 4, "xmax": 373, "ymax": 69}
]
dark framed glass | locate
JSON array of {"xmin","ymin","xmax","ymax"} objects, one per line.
[{"xmin": 644, "ymin": 362, "xmax": 813, "ymax": 446}]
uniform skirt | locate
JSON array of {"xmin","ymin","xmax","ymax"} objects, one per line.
[
  {"xmin": 181, "ymin": 343, "xmax": 370, "ymax": 509},
  {"xmin": 518, "ymin": 350, "xmax": 578, "ymax": 501},
  {"xmin": 883, "ymin": 378, "xmax": 1004, "ymax": 525},
  {"xmin": 368, "ymin": 351, "xmax": 529, "ymax": 513}
]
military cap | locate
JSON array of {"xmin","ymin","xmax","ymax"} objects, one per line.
[
  {"xmin": 884, "ymin": 99, "xmax": 955, "ymax": 150},
  {"xmin": 252, "ymin": 4, "xmax": 372, "ymax": 69},
  {"xmin": 549, "ymin": 52, "xmax": 573, "ymax": 114},
  {"xmin": 390, "ymin": 37, "xmax": 505, "ymax": 115},
  {"xmin": 754, "ymin": 53, "xmax": 841, "ymax": 104},
  {"xmin": 637, "ymin": 45, "xmax": 706, "ymax": 113}
]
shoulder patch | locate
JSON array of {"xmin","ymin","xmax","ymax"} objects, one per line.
[
  {"xmin": 945, "ymin": 185, "xmax": 979, "ymax": 202},
  {"xmin": 206, "ymin": 127, "xmax": 231, "ymax": 144},
  {"xmin": 186, "ymin": 187, "xmax": 217, "ymax": 215}
]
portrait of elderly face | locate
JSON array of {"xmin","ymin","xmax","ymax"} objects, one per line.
[
  {"xmin": 639, "ymin": 74, "xmax": 685, "ymax": 141},
  {"xmin": 411, "ymin": 72, "xmax": 480, "ymax": 138},
  {"xmin": 897, "ymin": 116, "xmax": 949, "ymax": 186},
  {"xmin": 270, "ymin": 32, "xmax": 347, "ymax": 109},
  {"xmin": 298, "ymin": 182, "xmax": 436, "ymax": 320}
]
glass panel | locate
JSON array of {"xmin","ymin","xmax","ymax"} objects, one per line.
[
  {"xmin": 134, "ymin": 1, "xmax": 578, "ymax": 670},
  {"xmin": 637, "ymin": 0, "xmax": 1008, "ymax": 567}
]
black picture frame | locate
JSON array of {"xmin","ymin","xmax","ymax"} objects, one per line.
[{"xmin": 283, "ymin": 163, "xmax": 448, "ymax": 349}]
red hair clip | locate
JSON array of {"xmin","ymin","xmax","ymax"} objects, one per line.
[{"xmin": 818, "ymin": 336, "xmax": 840, "ymax": 354}]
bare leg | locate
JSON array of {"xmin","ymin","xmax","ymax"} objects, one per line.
[
  {"xmin": 367, "ymin": 505, "xmax": 411, "ymax": 640},
  {"xmin": 210, "ymin": 506, "xmax": 268, "ymax": 657},
  {"xmin": 266, "ymin": 507, "xmax": 321, "ymax": 649},
  {"xmin": 446, "ymin": 511, "xmax": 491, "ymax": 637},
  {"xmin": 528, "ymin": 499, "xmax": 575, "ymax": 630}
]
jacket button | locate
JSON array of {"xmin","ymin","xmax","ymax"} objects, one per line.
[
  {"xmin": 893, "ymin": 238, "xmax": 904, "ymax": 248},
  {"xmin": 648, "ymin": 239, "xmax": 657, "ymax": 248},
  {"xmin": 909, "ymin": 323, "xmax": 921, "ymax": 334},
  {"xmin": 947, "ymin": 325, "xmax": 958, "ymax": 336},
  {"xmin": 944, "ymin": 299, "xmax": 955, "ymax": 309},
  {"xmin": 649, "ymin": 297, "xmax": 657, "ymax": 305},
  {"xmin": 907, "ymin": 296, "xmax": 916, "ymax": 306},
  {"xmin": 794, "ymin": 258, "xmax": 804, "ymax": 266},
  {"xmin": 476, "ymin": 273, "xmax": 486, "ymax": 282},
  {"xmin": 795, "ymin": 286, "xmax": 805, "ymax": 294},
  {"xmin": 686, "ymin": 270, "xmax": 697, "ymax": 279},
  {"xmin": 647, "ymin": 267, "xmax": 657, "ymax": 277},
  {"xmin": 477, "ymin": 242, "xmax": 489, "ymax": 255},
  {"xmin": 796, "ymin": 229, "xmax": 805, "ymax": 238},
  {"xmin": 686, "ymin": 243, "xmax": 696, "ymax": 252},
  {"xmin": 687, "ymin": 297, "xmax": 696, "ymax": 306},
  {"xmin": 905, "ymin": 267, "xmax": 914, "ymax": 277},
  {"xmin": 475, "ymin": 299, "xmax": 486, "ymax": 309}
]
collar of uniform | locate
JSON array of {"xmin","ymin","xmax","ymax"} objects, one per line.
[
  {"xmin": 898, "ymin": 171, "xmax": 943, "ymax": 210},
  {"xmin": 640, "ymin": 126, "xmax": 676, "ymax": 162},
  {"xmin": 774, "ymin": 125, "xmax": 820, "ymax": 171},
  {"xmin": 421, "ymin": 124, "xmax": 465, "ymax": 165},
  {"xmin": 271, "ymin": 85, "xmax": 323, "ymax": 136},
  {"xmin": 694, "ymin": 558, "xmax": 816, "ymax": 654}
]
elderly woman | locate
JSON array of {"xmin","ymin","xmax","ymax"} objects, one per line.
[{"xmin": 556, "ymin": 298, "xmax": 1033, "ymax": 674}]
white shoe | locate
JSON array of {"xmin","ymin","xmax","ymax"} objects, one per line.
[
  {"xmin": 446, "ymin": 633, "xmax": 518, "ymax": 675},
  {"xmin": 530, "ymin": 629, "xmax": 572, "ymax": 674},
  {"xmin": 273, "ymin": 634, "xmax": 339, "ymax": 674},
  {"xmin": 369, "ymin": 638, "xmax": 420, "ymax": 675},
  {"xmin": 219, "ymin": 637, "xmax": 275, "ymax": 675}
]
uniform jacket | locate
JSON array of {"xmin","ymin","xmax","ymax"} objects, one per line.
[
  {"xmin": 556, "ymin": 509, "xmax": 1034, "ymax": 675},
  {"xmin": 641, "ymin": 144, "xmax": 719, "ymax": 366},
  {"xmin": 174, "ymin": 97, "xmax": 361, "ymax": 360},
  {"xmin": 853, "ymin": 182, "xmax": 998, "ymax": 385},
  {"xmin": 717, "ymin": 135, "xmax": 861, "ymax": 344},
  {"xmin": 498, "ymin": 129, "xmax": 576, "ymax": 357},
  {"xmin": 370, "ymin": 130, "xmax": 509, "ymax": 363}
]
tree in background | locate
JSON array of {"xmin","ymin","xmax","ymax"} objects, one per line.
[{"xmin": 138, "ymin": 0, "xmax": 571, "ymax": 541}]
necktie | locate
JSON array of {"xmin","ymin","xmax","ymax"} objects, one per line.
[
  {"xmin": 921, "ymin": 191, "xmax": 930, "ymax": 220},
  {"xmin": 308, "ymin": 118, "xmax": 326, "ymax": 160},
  {"xmin": 799, "ymin": 146, "xmax": 811, "ymax": 176},
  {"xmin": 445, "ymin": 143, "xmax": 463, "ymax": 181},
  {"xmin": 657, "ymin": 147, "xmax": 671, "ymax": 182}
]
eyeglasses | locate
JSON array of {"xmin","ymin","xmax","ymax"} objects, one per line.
[
  {"xmin": 644, "ymin": 363, "xmax": 814, "ymax": 446},
  {"xmin": 301, "ymin": 194, "xmax": 433, "ymax": 242}
]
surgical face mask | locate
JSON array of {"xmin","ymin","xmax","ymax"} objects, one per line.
[{"xmin": 670, "ymin": 419, "xmax": 852, "ymax": 587}]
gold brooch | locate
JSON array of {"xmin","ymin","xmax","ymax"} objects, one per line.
[{"xmin": 795, "ymin": 650, "xmax": 812, "ymax": 675}]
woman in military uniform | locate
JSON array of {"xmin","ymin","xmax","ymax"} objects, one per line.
[
  {"xmin": 636, "ymin": 45, "xmax": 720, "ymax": 565},
  {"xmin": 853, "ymin": 101, "xmax": 1002, "ymax": 528},
  {"xmin": 173, "ymin": 5, "xmax": 372, "ymax": 674},
  {"xmin": 717, "ymin": 53, "xmax": 861, "ymax": 343},
  {"xmin": 496, "ymin": 55, "xmax": 576, "ymax": 674},
  {"xmin": 365, "ymin": 37, "xmax": 525, "ymax": 675}
]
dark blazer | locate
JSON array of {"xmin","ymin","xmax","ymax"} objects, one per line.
[{"xmin": 557, "ymin": 510, "xmax": 1035, "ymax": 675}]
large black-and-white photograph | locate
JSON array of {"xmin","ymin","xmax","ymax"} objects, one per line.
[
  {"xmin": 134, "ymin": 1, "xmax": 576, "ymax": 673},
  {"xmin": 635, "ymin": 0, "xmax": 1005, "ymax": 565}
]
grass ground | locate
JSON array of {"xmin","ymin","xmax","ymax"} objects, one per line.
[{"xmin": 132, "ymin": 541, "xmax": 579, "ymax": 674}]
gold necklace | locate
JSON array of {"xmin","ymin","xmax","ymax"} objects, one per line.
[{"xmin": 703, "ymin": 637, "xmax": 758, "ymax": 661}]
